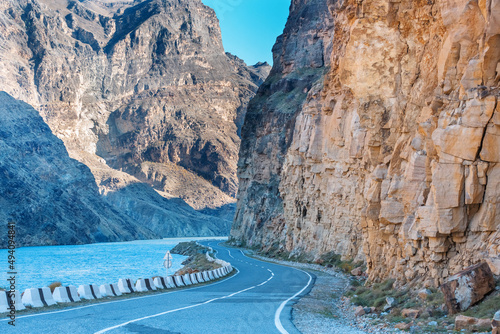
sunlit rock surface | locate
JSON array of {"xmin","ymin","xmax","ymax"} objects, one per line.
[
  {"xmin": 232, "ymin": 0, "xmax": 500, "ymax": 285},
  {"xmin": 0, "ymin": 0, "xmax": 269, "ymax": 211}
]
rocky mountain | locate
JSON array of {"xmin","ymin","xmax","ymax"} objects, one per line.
[
  {"xmin": 0, "ymin": 0, "xmax": 269, "ymax": 245},
  {"xmin": 0, "ymin": 91, "xmax": 158, "ymax": 247},
  {"xmin": 232, "ymin": 0, "xmax": 500, "ymax": 286}
]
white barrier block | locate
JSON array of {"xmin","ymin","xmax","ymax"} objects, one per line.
[
  {"xmin": 182, "ymin": 274, "xmax": 192, "ymax": 285},
  {"xmin": 78, "ymin": 284, "xmax": 101, "ymax": 300},
  {"xmin": 174, "ymin": 276, "xmax": 185, "ymax": 287},
  {"xmin": 100, "ymin": 284, "xmax": 121, "ymax": 297},
  {"xmin": 190, "ymin": 273, "xmax": 198, "ymax": 284},
  {"xmin": 22, "ymin": 287, "xmax": 56, "ymax": 308},
  {"xmin": 135, "ymin": 278, "xmax": 157, "ymax": 292},
  {"xmin": 215, "ymin": 268, "xmax": 222, "ymax": 278},
  {"xmin": 196, "ymin": 272, "xmax": 205, "ymax": 283},
  {"xmin": 214, "ymin": 269, "xmax": 221, "ymax": 279},
  {"xmin": 53, "ymin": 286, "xmax": 80, "ymax": 303},
  {"xmin": 154, "ymin": 277, "xmax": 169, "ymax": 289},
  {"xmin": 166, "ymin": 276, "xmax": 176, "ymax": 288},
  {"xmin": 208, "ymin": 271, "xmax": 215, "ymax": 280},
  {"xmin": 202, "ymin": 271, "xmax": 211, "ymax": 281},
  {"xmin": 0, "ymin": 290, "xmax": 24, "ymax": 312},
  {"xmin": 118, "ymin": 278, "xmax": 135, "ymax": 294}
]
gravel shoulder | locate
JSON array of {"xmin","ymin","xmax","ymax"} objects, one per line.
[{"xmin": 248, "ymin": 253, "xmax": 402, "ymax": 334}]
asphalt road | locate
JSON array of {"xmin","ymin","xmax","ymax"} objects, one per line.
[{"xmin": 1, "ymin": 241, "xmax": 313, "ymax": 334}]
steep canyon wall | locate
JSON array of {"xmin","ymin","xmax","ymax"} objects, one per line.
[{"xmin": 233, "ymin": 0, "xmax": 500, "ymax": 286}]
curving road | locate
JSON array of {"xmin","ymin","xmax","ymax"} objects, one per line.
[{"xmin": 1, "ymin": 241, "xmax": 313, "ymax": 334}]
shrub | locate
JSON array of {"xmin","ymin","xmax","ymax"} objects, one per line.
[{"xmin": 48, "ymin": 281, "xmax": 61, "ymax": 292}]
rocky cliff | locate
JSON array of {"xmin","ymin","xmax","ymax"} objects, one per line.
[
  {"xmin": 0, "ymin": 0, "xmax": 268, "ymax": 208},
  {"xmin": 0, "ymin": 0, "xmax": 269, "ymax": 244},
  {"xmin": 233, "ymin": 0, "xmax": 500, "ymax": 286},
  {"xmin": 0, "ymin": 92, "xmax": 158, "ymax": 247}
]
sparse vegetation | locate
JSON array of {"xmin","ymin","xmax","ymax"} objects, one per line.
[
  {"xmin": 171, "ymin": 241, "xmax": 222, "ymax": 275},
  {"xmin": 48, "ymin": 281, "xmax": 62, "ymax": 292},
  {"xmin": 462, "ymin": 292, "xmax": 500, "ymax": 319}
]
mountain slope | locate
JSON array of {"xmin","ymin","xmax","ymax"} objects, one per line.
[
  {"xmin": 232, "ymin": 0, "xmax": 500, "ymax": 285},
  {"xmin": 0, "ymin": 0, "xmax": 269, "ymax": 211},
  {"xmin": 0, "ymin": 91, "xmax": 159, "ymax": 247}
]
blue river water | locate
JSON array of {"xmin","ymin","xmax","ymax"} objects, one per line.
[{"xmin": 1, "ymin": 237, "xmax": 226, "ymax": 292}]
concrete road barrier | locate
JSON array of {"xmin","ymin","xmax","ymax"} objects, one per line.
[
  {"xmin": 182, "ymin": 274, "xmax": 192, "ymax": 285},
  {"xmin": 118, "ymin": 278, "xmax": 135, "ymax": 294},
  {"xmin": 214, "ymin": 269, "xmax": 221, "ymax": 279},
  {"xmin": 154, "ymin": 277, "xmax": 169, "ymax": 289},
  {"xmin": 208, "ymin": 271, "xmax": 215, "ymax": 280},
  {"xmin": 99, "ymin": 284, "xmax": 121, "ymax": 297},
  {"xmin": 165, "ymin": 276, "xmax": 177, "ymax": 288},
  {"xmin": 0, "ymin": 290, "xmax": 24, "ymax": 312},
  {"xmin": 135, "ymin": 278, "xmax": 157, "ymax": 292},
  {"xmin": 53, "ymin": 286, "xmax": 80, "ymax": 303},
  {"xmin": 202, "ymin": 271, "xmax": 211, "ymax": 281},
  {"xmin": 190, "ymin": 273, "xmax": 198, "ymax": 284},
  {"xmin": 78, "ymin": 284, "xmax": 101, "ymax": 300},
  {"xmin": 174, "ymin": 276, "xmax": 185, "ymax": 287},
  {"xmin": 22, "ymin": 287, "xmax": 57, "ymax": 308},
  {"xmin": 216, "ymin": 268, "xmax": 223, "ymax": 277},
  {"xmin": 196, "ymin": 272, "xmax": 205, "ymax": 283}
]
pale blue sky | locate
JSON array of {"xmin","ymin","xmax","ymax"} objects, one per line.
[{"xmin": 202, "ymin": 0, "xmax": 290, "ymax": 66}]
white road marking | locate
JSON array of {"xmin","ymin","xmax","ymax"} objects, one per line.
[
  {"xmin": 274, "ymin": 269, "xmax": 312, "ymax": 334},
  {"xmin": 237, "ymin": 247, "xmax": 314, "ymax": 334},
  {"xmin": 94, "ymin": 269, "xmax": 275, "ymax": 333}
]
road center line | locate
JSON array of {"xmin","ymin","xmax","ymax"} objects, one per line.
[{"xmin": 94, "ymin": 268, "xmax": 275, "ymax": 333}]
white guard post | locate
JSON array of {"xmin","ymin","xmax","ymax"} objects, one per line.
[{"xmin": 53, "ymin": 286, "xmax": 80, "ymax": 303}]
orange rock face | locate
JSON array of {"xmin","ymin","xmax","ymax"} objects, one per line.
[{"xmin": 233, "ymin": 0, "xmax": 500, "ymax": 285}]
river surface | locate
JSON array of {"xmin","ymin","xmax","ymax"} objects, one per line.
[{"xmin": 1, "ymin": 237, "xmax": 227, "ymax": 292}]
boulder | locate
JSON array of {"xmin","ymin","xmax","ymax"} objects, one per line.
[
  {"xmin": 383, "ymin": 296, "xmax": 396, "ymax": 311},
  {"xmin": 351, "ymin": 267, "xmax": 363, "ymax": 276},
  {"xmin": 354, "ymin": 305, "xmax": 365, "ymax": 317},
  {"xmin": 402, "ymin": 308, "xmax": 420, "ymax": 319},
  {"xmin": 455, "ymin": 315, "xmax": 478, "ymax": 331},
  {"xmin": 395, "ymin": 322, "xmax": 412, "ymax": 330},
  {"xmin": 440, "ymin": 263, "xmax": 495, "ymax": 313},
  {"xmin": 417, "ymin": 288, "xmax": 431, "ymax": 301},
  {"xmin": 493, "ymin": 310, "xmax": 500, "ymax": 334}
]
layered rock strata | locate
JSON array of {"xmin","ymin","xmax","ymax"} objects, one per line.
[
  {"xmin": 0, "ymin": 0, "xmax": 268, "ymax": 211},
  {"xmin": 0, "ymin": 92, "xmax": 158, "ymax": 247},
  {"xmin": 232, "ymin": 0, "xmax": 500, "ymax": 285}
]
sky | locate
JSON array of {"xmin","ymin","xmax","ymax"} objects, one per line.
[{"xmin": 202, "ymin": 0, "xmax": 290, "ymax": 66}]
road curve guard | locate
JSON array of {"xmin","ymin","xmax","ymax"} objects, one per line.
[
  {"xmin": 135, "ymin": 278, "xmax": 157, "ymax": 292},
  {"xmin": 22, "ymin": 287, "xmax": 57, "ymax": 308},
  {"xmin": 189, "ymin": 273, "xmax": 198, "ymax": 284},
  {"xmin": 182, "ymin": 274, "xmax": 192, "ymax": 285},
  {"xmin": 118, "ymin": 278, "xmax": 135, "ymax": 294},
  {"xmin": 212, "ymin": 269, "xmax": 220, "ymax": 279},
  {"xmin": 78, "ymin": 284, "xmax": 101, "ymax": 300},
  {"xmin": 100, "ymin": 284, "xmax": 122, "ymax": 297},
  {"xmin": 165, "ymin": 276, "xmax": 177, "ymax": 288},
  {"xmin": 202, "ymin": 271, "xmax": 211, "ymax": 281},
  {"xmin": 196, "ymin": 272, "xmax": 205, "ymax": 283},
  {"xmin": 208, "ymin": 271, "xmax": 215, "ymax": 280},
  {"xmin": 53, "ymin": 286, "xmax": 80, "ymax": 303},
  {"xmin": 0, "ymin": 290, "xmax": 24, "ymax": 312},
  {"xmin": 154, "ymin": 277, "xmax": 169, "ymax": 289},
  {"xmin": 174, "ymin": 276, "xmax": 185, "ymax": 287}
]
